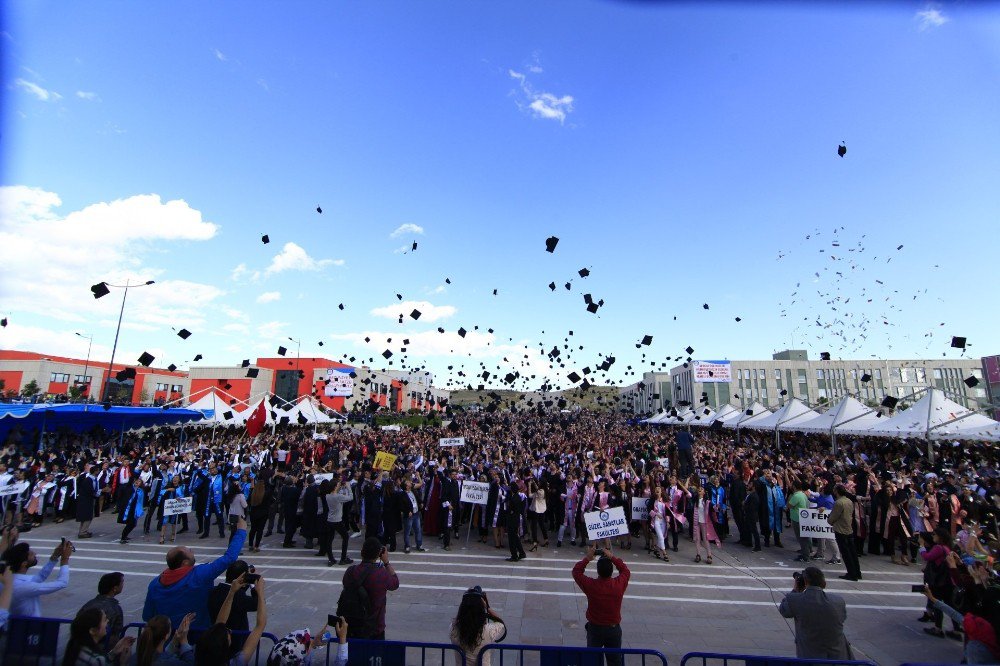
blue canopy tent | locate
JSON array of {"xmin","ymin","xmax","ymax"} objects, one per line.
[{"xmin": 0, "ymin": 403, "xmax": 210, "ymax": 448}]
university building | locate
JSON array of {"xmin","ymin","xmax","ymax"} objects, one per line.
[{"xmin": 620, "ymin": 349, "xmax": 991, "ymax": 414}]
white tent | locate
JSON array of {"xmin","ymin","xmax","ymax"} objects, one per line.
[
  {"xmin": 185, "ymin": 390, "xmax": 250, "ymax": 426},
  {"xmin": 689, "ymin": 406, "xmax": 717, "ymax": 425},
  {"xmin": 945, "ymin": 419, "xmax": 1000, "ymax": 442},
  {"xmin": 841, "ymin": 388, "xmax": 997, "ymax": 440},
  {"xmin": 284, "ymin": 396, "xmax": 344, "ymax": 424},
  {"xmin": 706, "ymin": 404, "xmax": 743, "ymax": 427},
  {"xmin": 642, "ymin": 411, "xmax": 673, "ymax": 424},
  {"xmin": 724, "ymin": 402, "xmax": 772, "ymax": 429},
  {"xmin": 660, "ymin": 409, "xmax": 693, "ymax": 425},
  {"xmin": 794, "ymin": 396, "xmax": 881, "ymax": 434},
  {"xmin": 743, "ymin": 398, "xmax": 819, "ymax": 431}
]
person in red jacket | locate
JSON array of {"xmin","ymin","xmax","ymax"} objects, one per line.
[{"xmin": 572, "ymin": 544, "xmax": 631, "ymax": 666}]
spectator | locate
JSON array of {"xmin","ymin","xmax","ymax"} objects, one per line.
[
  {"xmin": 62, "ymin": 607, "xmax": 135, "ymax": 666},
  {"xmin": 130, "ymin": 612, "xmax": 195, "ymax": 666},
  {"xmin": 321, "ymin": 476, "xmax": 355, "ymax": 566},
  {"xmin": 195, "ymin": 574, "xmax": 267, "ymax": 666},
  {"xmin": 79, "ymin": 572, "xmax": 126, "ymax": 645},
  {"xmin": 778, "ymin": 567, "xmax": 852, "ymax": 660},
  {"xmin": 76, "ymin": 463, "xmax": 99, "ymax": 538},
  {"xmin": 921, "ymin": 583, "xmax": 1000, "ymax": 664},
  {"xmin": 787, "ymin": 480, "xmax": 811, "ymax": 563},
  {"xmin": 675, "ymin": 429, "xmax": 695, "ymax": 478},
  {"xmin": 227, "ymin": 480, "xmax": 248, "ymax": 544},
  {"xmin": 827, "ymin": 485, "xmax": 861, "ymax": 581},
  {"xmin": 339, "ymin": 537, "xmax": 399, "ymax": 639},
  {"xmin": 5, "ymin": 539, "xmax": 72, "ymax": 617},
  {"xmin": 571, "ymin": 545, "xmax": 631, "ymax": 666},
  {"xmin": 143, "ymin": 516, "xmax": 248, "ymax": 629},
  {"xmin": 449, "ymin": 586, "xmax": 506, "ymax": 666},
  {"xmin": 0, "ymin": 566, "xmax": 14, "ymax": 631},
  {"xmin": 266, "ymin": 617, "xmax": 348, "ymax": 666},
  {"xmin": 207, "ymin": 561, "xmax": 259, "ymax": 651}
]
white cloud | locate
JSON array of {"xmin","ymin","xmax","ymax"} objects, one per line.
[
  {"xmin": 15, "ymin": 79, "xmax": 61, "ymax": 102},
  {"xmin": 915, "ymin": 6, "xmax": 949, "ymax": 30},
  {"xmin": 230, "ymin": 263, "xmax": 248, "ymax": 281},
  {"xmin": 221, "ymin": 306, "xmax": 249, "ymax": 322},
  {"xmin": 213, "ymin": 48, "xmax": 227, "ymax": 61},
  {"xmin": 0, "ymin": 185, "xmax": 221, "ymax": 323},
  {"xmin": 75, "ymin": 91, "xmax": 100, "ymax": 101},
  {"xmin": 391, "ymin": 244, "xmax": 410, "ymax": 255},
  {"xmin": 257, "ymin": 79, "xmax": 270, "ymax": 92},
  {"xmin": 509, "ymin": 68, "xmax": 573, "ymax": 124},
  {"xmin": 256, "ymin": 321, "xmax": 289, "ymax": 340},
  {"xmin": 389, "ymin": 223, "xmax": 424, "ymax": 238},
  {"xmin": 222, "ymin": 322, "xmax": 249, "ymax": 334},
  {"xmin": 369, "ymin": 300, "xmax": 457, "ymax": 322},
  {"xmin": 265, "ymin": 242, "xmax": 341, "ymax": 276},
  {"xmin": 256, "ymin": 291, "xmax": 281, "ymax": 304}
]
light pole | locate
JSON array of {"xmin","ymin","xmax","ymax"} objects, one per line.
[
  {"xmin": 74, "ymin": 332, "xmax": 93, "ymax": 403},
  {"xmin": 288, "ymin": 336, "xmax": 301, "ymax": 400},
  {"xmin": 91, "ymin": 279, "xmax": 156, "ymax": 403}
]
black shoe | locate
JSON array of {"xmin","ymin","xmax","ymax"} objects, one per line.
[
  {"xmin": 404, "ymin": 547, "xmax": 410, "ymax": 554},
  {"xmin": 917, "ymin": 614, "xmax": 933, "ymax": 623},
  {"xmin": 416, "ymin": 547, "xmax": 427, "ymax": 552},
  {"xmin": 327, "ymin": 561, "xmax": 336, "ymax": 567},
  {"xmin": 339, "ymin": 557, "xmax": 354, "ymax": 565},
  {"xmin": 794, "ymin": 555, "xmax": 808, "ymax": 562},
  {"xmin": 277, "ymin": 529, "xmax": 284, "ymax": 534},
  {"xmin": 314, "ymin": 552, "xmax": 326, "ymax": 556},
  {"xmin": 556, "ymin": 540, "xmax": 562, "ymax": 548},
  {"xmin": 505, "ymin": 556, "xmax": 520, "ymax": 562},
  {"xmin": 282, "ymin": 543, "xmax": 295, "ymax": 548},
  {"xmin": 264, "ymin": 531, "xmax": 272, "ymax": 537},
  {"xmin": 199, "ymin": 533, "xmax": 209, "ymax": 539},
  {"xmin": 839, "ymin": 574, "xmax": 860, "ymax": 581},
  {"xmin": 752, "ymin": 547, "xmax": 762, "ymax": 552}
]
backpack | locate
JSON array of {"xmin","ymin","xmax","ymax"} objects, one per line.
[{"xmin": 337, "ymin": 564, "xmax": 375, "ymax": 638}]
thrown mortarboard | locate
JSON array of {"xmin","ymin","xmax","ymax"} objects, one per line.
[
  {"xmin": 223, "ymin": 411, "xmax": 234, "ymax": 420},
  {"xmin": 277, "ymin": 346, "xmax": 287, "ymax": 356},
  {"xmin": 193, "ymin": 354, "xmax": 203, "ymax": 362},
  {"xmin": 820, "ymin": 352, "xmax": 831, "ymax": 361},
  {"xmin": 881, "ymin": 395, "xmax": 898, "ymax": 409},
  {"xmin": 396, "ymin": 294, "xmax": 402, "ymax": 300},
  {"xmin": 437, "ymin": 327, "xmax": 445, "ymax": 333},
  {"xmin": 137, "ymin": 351, "xmax": 155, "ymax": 367},
  {"xmin": 586, "ymin": 303, "xmax": 599, "ymax": 314},
  {"xmin": 316, "ymin": 206, "xmax": 323, "ymax": 214},
  {"xmin": 860, "ymin": 373, "xmax": 872, "ymax": 383},
  {"xmin": 964, "ymin": 375, "xmax": 980, "ymax": 388},
  {"xmin": 779, "ymin": 389, "xmax": 788, "ymax": 396},
  {"xmin": 116, "ymin": 368, "xmax": 136, "ymax": 382},
  {"xmin": 641, "ymin": 335, "xmax": 653, "ymax": 346},
  {"xmin": 246, "ymin": 368, "xmax": 259, "ymax": 378},
  {"xmin": 412, "ymin": 241, "xmax": 418, "ymax": 251},
  {"xmin": 297, "ymin": 412, "xmax": 308, "ymax": 425},
  {"xmin": 224, "ymin": 383, "xmax": 232, "ymax": 390},
  {"xmin": 685, "ymin": 346, "xmax": 694, "ymax": 355},
  {"xmin": 338, "ymin": 303, "xmax": 344, "ymax": 310},
  {"xmin": 261, "ymin": 234, "xmax": 270, "ymax": 244},
  {"xmin": 167, "ymin": 364, "xmax": 177, "ymax": 372},
  {"xmin": 544, "ymin": 236, "xmax": 559, "ymax": 253},
  {"xmin": 578, "ymin": 268, "xmax": 590, "ymax": 278},
  {"xmin": 548, "ymin": 282, "xmax": 556, "ymax": 291},
  {"xmin": 410, "ymin": 309, "xmax": 421, "ymax": 320},
  {"xmin": 90, "ymin": 282, "xmax": 110, "ymax": 299},
  {"xmin": 951, "ymin": 336, "xmax": 967, "ymax": 349},
  {"xmin": 837, "ymin": 143, "xmax": 846, "ymax": 158},
  {"xmin": 702, "ymin": 303, "xmax": 709, "ymax": 310},
  {"xmin": 492, "ymin": 289, "xmax": 498, "ymax": 296},
  {"xmin": 382, "ymin": 350, "xmax": 393, "ymax": 359},
  {"xmin": 735, "ymin": 317, "xmax": 742, "ymax": 322},
  {"xmin": 0, "ymin": 317, "xmax": 6, "ymax": 327},
  {"xmin": 177, "ymin": 328, "xmax": 191, "ymax": 340},
  {"xmin": 458, "ymin": 328, "xmax": 467, "ymax": 338},
  {"xmin": 318, "ymin": 341, "xmax": 324, "ymax": 346}
]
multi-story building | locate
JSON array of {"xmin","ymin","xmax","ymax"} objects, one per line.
[{"xmin": 621, "ymin": 350, "xmax": 991, "ymax": 414}]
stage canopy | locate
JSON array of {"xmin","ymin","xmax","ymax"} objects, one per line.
[{"xmin": 0, "ymin": 403, "xmax": 207, "ymax": 440}]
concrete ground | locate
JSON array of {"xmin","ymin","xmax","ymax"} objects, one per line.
[{"xmin": 11, "ymin": 519, "xmax": 960, "ymax": 666}]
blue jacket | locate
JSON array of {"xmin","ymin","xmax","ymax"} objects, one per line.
[{"xmin": 142, "ymin": 529, "xmax": 247, "ymax": 629}]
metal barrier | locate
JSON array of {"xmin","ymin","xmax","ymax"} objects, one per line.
[
  {"xmin": 330, "ymin": 638, "xmax": 466, "ymax": 665},
  {"xmin": 122, "ymin": 621, "xmax": 279, "ymax": 665},
  {"xmin": 478, "ymin": 642, "xmax": 669, "ymax": 666},
  {"xmin": 3, "ymin": 615, "xmax": 73, "ymax": 665},
  {"xmin": 680, "ymin": 653, "xmax": 876, "ymax": 666}
]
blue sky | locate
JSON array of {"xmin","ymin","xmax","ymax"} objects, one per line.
[{"xmin": 2, "ymin": 1, "xmax": 998, "ymax": 391}]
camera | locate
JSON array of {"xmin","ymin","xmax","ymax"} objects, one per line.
[
  {"xmin": 327, "ymin": 614, "xmax": 343, "ymax": 627},
  {"xmin": 244, "ymin": 573, "xmax": 260, "ymax": 584},
  {"xmin": 594, "ymin": 548, "xmax": 606, "ymax": 558}
]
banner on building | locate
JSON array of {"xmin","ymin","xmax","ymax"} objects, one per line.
[
  {"xmin": 584, "ymin": 507, "xmax": 630, "ymax": 540},
  {"xmin": 163, "ymin": 497, "xmax": 193, "ymax": 516},
  {"xmin": 798, "ymin": 508, "xmax": 835, "ymax": 540},
  {"xmin": 460, "ymin": 481, "xmax": 489, "ymax": 505},
  {"xmin": 439, "ymin": 437, "xmax": 465, "ymax": 447},
  {"xmin": 691, "ymin": 360, "xmax": 732, "ymax": 383},
  {"xmin": 324, "ymin": 368, "xmax": 355, "ymax": 397},
  {"xmin": 373, "ymin": 451, "xmax": 397, "ymax": 471}
]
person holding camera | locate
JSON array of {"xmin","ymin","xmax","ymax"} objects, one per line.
[
  {"xmin": 449, "ymin": 586, "xmax": 507, "ymax": 666},
  {"xmin": 4, "ymin": 539, "xmax": 73, "ymax": 617},
  {"xmin": 778, "ymin": 567, "xmax": 851, "ymax": 660},
  {"xmin": 207, "ymin": 561, "xmax": 259, "ymax": 651},
  {"xmin": 338, "ymin": 537, "xmax": 399, "ymax": 640},
  {"xmin": 571, "ymin": 544, "xmax": 631, "ymax": 666}
]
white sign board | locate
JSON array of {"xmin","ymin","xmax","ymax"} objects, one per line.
[
  {"xmin": 584, "ymin": 506, "xmax": 630, "ymax": 540},
  {"xmin": 691, "ymin": 360, "xmax": 732, "ymax": 383},
  {"xmin": 313, "ymin": 473, "xmax": 335, "ymax": 483},
  {"xmin": 324, "ymin": 368, "xmax": 355, "ymax": 397},
  {"xmin": 631, "ymin": 497, "xmax": 649, "ymax": 522},
  {"xmin": 798, "ymin": 508, "xmax": 835, "ymax": 540},
  {"xmin": 163, "ymin": 497, "xmax": 193, "ymax": 517},
  {"xmin": 439, "ymin": 437, "xmax": 465, "ymax": 448},
  {"xmin": 0, "ymin": 482, "xmax": 28, "ymax": 497},
  {"xmin": 460, "ymin": 480, "xmax": 489, "ymax": 505}
]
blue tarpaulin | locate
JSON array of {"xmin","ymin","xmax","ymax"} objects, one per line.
[{"xmin": 0, "ymin": 403, "xmax": 209, "ymax": 441}]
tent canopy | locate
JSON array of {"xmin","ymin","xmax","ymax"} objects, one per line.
[
  {"xmin": 840, "ymin": 388, "xmax": 996, "ymax": 439},
  {"xmin": 794, "ymin": 396, "xmax": 881, "ymax": 434},
  {"xmin": 743, "ymin": 398, "xmax": 818, "ymax": 431},
  {"xmin": 723, "ymin": 402, "xmax": 772, "ymax": 429},
  {"xmin": 0, "ymin": 403, "xmax": 206, "ymax": 439}
]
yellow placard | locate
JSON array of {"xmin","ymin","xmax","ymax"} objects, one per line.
[{"xmin": 373, "ymin": 451, "xmax": 397, "ymax": 471}]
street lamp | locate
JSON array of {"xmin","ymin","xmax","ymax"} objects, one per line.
[
  {"xmin": 74, "ymin": 332, "xmax": 93, "ymax": 402},
  {"xmin": 91, "ymin": 279, "xmax": 156, "ymax": 403},
  {"xmin": 288, "ymin": 337, "xmax": 302, "ymax": 399}
]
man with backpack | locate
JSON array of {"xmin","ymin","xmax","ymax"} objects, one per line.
[{"xmin": 337, "ymin": 537, "xmax": 399, "ymax": 639}]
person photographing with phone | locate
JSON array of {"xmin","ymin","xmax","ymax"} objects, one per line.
[
  {"xmin": 450, "ymin": 585, "xmax": 506, "ymax": 666},
  {"xmin": 336, "ymin": 537, "xmax": 399, "ymax": 640},
  {"xmin": 778, "ymin": 567, "xmax": 852, "ymax": 660},
  {"xmin": 571, "ymin": 544, "xmax": 631, "ymax": 666}
]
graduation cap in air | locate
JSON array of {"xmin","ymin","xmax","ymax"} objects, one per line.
[
  {"xmin": 881, "ymin": 395, "xmax": 898, "ymax": 409},
  {"xmin": 437, "ymin": 327, "xmax": 445, "ymax": 334},
  {"xmin": 338, "ymin": 303, "xmax": 345, "ymax": 311},
  {"xmin": 0, "ymin": 317, "xmax": 6, "ymax": 327},
  {"xmin": 382, "ymin": 350, "xmax": 393, "ymax": 359},
  {"xmin": 137, "ymin": 352, "xmax": 155, "ymax": 367},
  {"xmin": 167, "ymin": 364, "xmax": 177, "ymax": 372},
  {"xmin": 951, "ymin": 336, "xmax": 967, "ymax": 349},
  {"xmin": 410, "ymin": 309, "xmax": 421, "ymax": 320},
  {"xmin": 860, "ymin": 373, "xmax": 872, "ymax": 383},
  {"xmin": 641, "ymin": 335, "xmax": 653, "ymax": 346},
  {"xmin": 964, "ymin": 375, "xmax": 980, "ymax": 388},
  {"xmin": 492, "ymin": 288, "xmax": 498, "ymax": 296},
  {"xmin": 702, "ymin": 304, "xmax": 709, "ymax": 310},
  {"xmin": 297, "ymin": 412, "xmax": 308, "ymax": 425},
  {"xmin": 176, "ymin": 329, "xmax": 191, "ymax": 340},
  {"xmin": 820, "ymin": 352, "xmax": 831, "ymax": 361},
  {"xmin": 578, "ymin": 268, "xmax": 590, "ymax": 278},
  {"xmin": 277, "ymin": 346, "xmax": 287, "ymax": 356},
  {"xmin": 246, "ymin": 368, "xmax": 260, "ymax": 378},
  {"xmin": 837, "ymin": 143, "xmax": 847, "ymax": 158},
  {"xmin": 685, "ymin": 346, "xmax": 694, "ymax": 355},
  {"xmin": 116, "ymin": 368, "xmax": 136, "ymax": 382},
  {"xmin": 241, "ymin": 359, "xmax": 250, "ymax": 367},
  {"xmin": 735, "ymin": 317, "xmax": 742, "ymax": 322},
  {"xmin": 261, "ymin": 234, "xmax": 270, "ymax": 244},
  {"xmin": 90, "ymin": 282, "xmax": 110, "ymax": 299},
  {"xmin": 316, "ymin": 206, "xmax": 323, "ymax": 214},
  {"xmin": 544, "ymin": 236, "xmax": 559, "ymax": 253},
  {"xmin": 779, "ymin": 389, "xmax": 788, "ymax": 396},
  {"xmin": 223, "ymin": 411, "xmax": 234, "ymax": 420},
  {"xmin": 412, "ymin": 241, "xmax": 418, "ymax": 251},
  {"xmin": 458, "ymin": 328, "xmax": 467, "ymax": 338},
  {"xmin": 318, "ymin": 341, "xmax": 324, "ymax": 347}
]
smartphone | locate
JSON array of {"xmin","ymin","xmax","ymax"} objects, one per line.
[
  {"xmin": 244, "ymin": 573, "xmax": 260, "ymax": 584},
  {"xmin": 61, "ymin": 537, "xmax": 77, "ymax": 553},
  {"xmin": 911, "ymin": 584, "xmax": 925, "ymax": 593},
  {"xmin": 327, "ymin": 614, "xmax": 342, "ymax": 627}
]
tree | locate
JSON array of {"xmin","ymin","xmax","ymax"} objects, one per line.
[
  {"xmin": 139, "ymin": 388, "xmax": 151, "ymax": 405},
  {"xmin": 68, "ymin": 384, "xmax": 85, "ymax": 401},
  {"xmin": 21, "ymin": 380, "xmax": 40, "ymax": 399},
  {"xmin": 0, "ymin": 378, "xmax": 5, "ymax": 392}
]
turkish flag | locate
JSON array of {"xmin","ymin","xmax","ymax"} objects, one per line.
[{"xmin": 246, "ymin": 401, "xmax": 267, "ymax": 437}]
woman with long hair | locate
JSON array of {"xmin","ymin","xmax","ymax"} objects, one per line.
[
  {"xmin": 648, "ymin": 485, "xmax": 670, "ymax": 562},
  {"xmin": 132, "ymin": 613, "xmax": 195, "ymax": 665},
  {"xmin": 62, "ymin": 608, "xmax": 133, "ymax": 666},
  {"xmin": 556, "ymin": 473, "xmax": 578, "ymax": 548},
  {"xmin": 247, "ymin": 476, "xmax": 271, "ymax": 553},
  {"xmin": 157, "ymin": 476, "xmax": 184, "ymax": 545},
  {"xmin": 526, "ymin": 477, "xmax": 548, "ymax": 551},
  {"xmin": 449, "ymin": 587, "xmax": 507, "ymax": 666},
  {"xmin": 227, "ymin": 479, "xmax": 247, "ymax": 545},
  {"xmin": 118, "ymin": 477, "xmax": 145, "ymax": 545},
  {"xmin": 692, "ymin": 484, "xmax": 720, "ymax": 564}
]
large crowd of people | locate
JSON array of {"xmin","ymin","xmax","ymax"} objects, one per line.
[{"xmin": 0, "ymin": 407, "xmax": 997, "ymax": 664}]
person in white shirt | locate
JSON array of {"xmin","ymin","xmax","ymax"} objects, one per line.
[{"xmin": 3, "ymin": 540, "xmax": 73, "ymax": 617}]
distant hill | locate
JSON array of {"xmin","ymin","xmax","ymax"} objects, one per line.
[{"xmin": 449, "ymin": 385, "xmax": 620, "ymax": 411}]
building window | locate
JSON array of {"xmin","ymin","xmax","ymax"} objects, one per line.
[
  {"xmin": 775, "ymin": 369, "xmax": 781, "ymax": 379},
  {"xmin": 171, "ymin": 384, "xmax": 182, "ymax": 393},
  {"xmin": 818, "ymin": 388, "xmax": 828, "ymax": 399},
  {"xmin": 816, "ymin": 369, "xmax": 824, "ymax": 380},
  {"xmin": 849, "ymin": 369, "xmax": 857, "ymax": 380},
  {"xmin": 760, "ymin": 388, "xmax": 767, "ymax": 400},
  {"xmin": 49, "ymin": 373, "xmax": 70, "ymax": 383},
  {"xmin": 933, "ymin": 368, "xmax": 942, "ymax": 380},
  {"xmin": 73, "ymin": 375, "xmax": 92, "ymax": 384},
  {"xmin": 156, "ymin": 383, "xmax": 167, "ymax": 392},
  {"xmin": 898, "ymin": 368, "xmax": 909, "ymax": 383},
  {"xmin": 798, "ymin": 369, "xmax": 807, "ymax": 383},
  {"xmin": 914, "ymin": 368, "xmax": 926, "ymax": 383},
  {"xmin": 897, "ymin": 387, "xmax": 906, "ymax": 398},
  {"xmin": 874, "ymin": 368, "xmax": 882, "ymax": 380},
  {"xmin": 759, "ymin": 369, "xmax": 766, "ymax": 380},
  {"xmin": 972, "ymin": 368, "xmax": 983, "ymax": 379}
]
